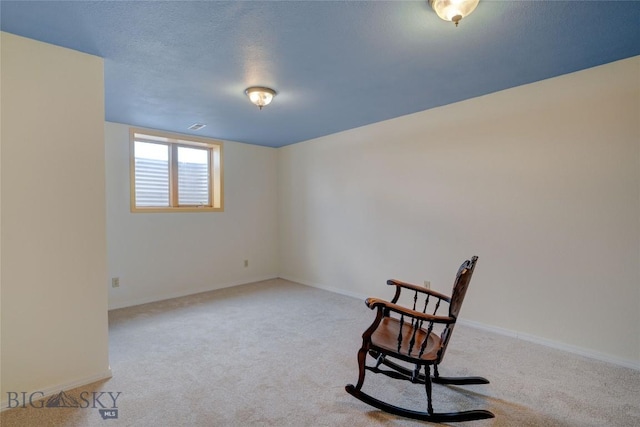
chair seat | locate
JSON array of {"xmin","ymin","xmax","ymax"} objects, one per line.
[{"xmin": 371, "ymin": 317, "xmax": 442, "ymax": 361}]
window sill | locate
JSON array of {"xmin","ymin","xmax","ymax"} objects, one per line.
[{"xmin": 130, "ymin": 206, "xmax": 224, "ymax": 213}]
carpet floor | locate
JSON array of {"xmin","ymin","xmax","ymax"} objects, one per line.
[{"xmin": 2, "ymin": 278, "xmax": 639, "ymax": 426}]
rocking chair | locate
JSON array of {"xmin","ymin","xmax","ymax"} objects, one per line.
[{"xmin": 346, "ymin": 256, "xmax": 495, "ymax": 422}]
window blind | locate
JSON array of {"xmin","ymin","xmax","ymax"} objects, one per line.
[
  {"xmin": 178, "ymin": 146, "xmax": 210, "ymax": 206},
  {"xmin": 134, "ymin": 141, "xmax": 170, "ymax": 207}
]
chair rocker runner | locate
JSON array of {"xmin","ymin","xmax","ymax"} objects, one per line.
[{"xmin": 345, "ymin": 256, "xmax": 495, "ymax": 422}]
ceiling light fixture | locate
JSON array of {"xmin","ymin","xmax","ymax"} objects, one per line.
[
  {"xmin": 429, "ymin": 0, "xmax": 479, "ymax": 27},
  {"xmin": 245, "ymin": 86, "xmax": 276, "ymax": 110}
]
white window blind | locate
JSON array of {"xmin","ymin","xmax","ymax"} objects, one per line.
[
  {"xmin": 177, "ymin": 146, "xmax": 210, "ymax": 206},
  {"xmin": 134, "ymin": 141, "xmax": 170, "ymax": 207}
]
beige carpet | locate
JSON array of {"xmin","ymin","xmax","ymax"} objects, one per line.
[{"xmin": 2, "ymin": 278, "xmax": 639, "ymax": 426}]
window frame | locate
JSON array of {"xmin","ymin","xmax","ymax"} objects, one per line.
[{"xmin": 129, "ymin": 128, "xmax": 224, "ymax": 213}]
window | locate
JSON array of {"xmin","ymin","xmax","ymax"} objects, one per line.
[{"xmin": 130, "ymin": 129, "xmax": 223, "ymax": 212}]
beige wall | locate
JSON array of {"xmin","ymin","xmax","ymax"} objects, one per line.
[
  {"xmin": 1, "ymin": 33, "xmax": 110, "ymax": 404},
  {"xmin": 105, "ymin": 122, "xmax": 279, "ymax": 309},
  {"xmin": 279, "ymin": 56, "xmax": 640, "ymax": 367}
]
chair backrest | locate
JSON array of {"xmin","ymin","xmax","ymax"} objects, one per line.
[
  {"xmin": 448, "ymin": 256, "xmax": 478, "ymax": 319},
  {"xmin": 437, "ymin": 256, "xmax": 478, "ymax": 362}
]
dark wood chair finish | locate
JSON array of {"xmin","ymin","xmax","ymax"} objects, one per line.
[{"xmin": 345, "ymin": 256, "xmax": 495, "ymax": 423}]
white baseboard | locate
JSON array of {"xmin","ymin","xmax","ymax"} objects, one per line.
[
  {"xmin": 278, "ymin": 275, "xmax": 368, "ymax": 300},
  {"xmin": 288, "ymin": 277, "xmax": 640, "ymax": 372},
  {"xmin": 108, "ymin": 275, "xmax": 279, "ymax": 310},
  {"xmin": 458, "ymin": 319, "xmax": 640, "ymax": 371},
  {"xmin": 1, "ymin": 368, "xmax": 113, "ymax": 411}
]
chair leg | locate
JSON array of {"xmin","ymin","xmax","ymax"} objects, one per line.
[
  {"xmin": 411, "ymin": 365, "xmax": 421, "ymax": 383},
  {"xmin": 424, "ymin": 365, "xmax": 434, "ymax": 415},
  {"xmin": 353, "ymin": 345, "xmax": 368, "ymax": 390},
  {"xmin": 375, "ymin": 353, "xmax": 385, "ymax": 368}
]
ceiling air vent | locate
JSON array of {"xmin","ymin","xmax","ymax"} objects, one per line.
[{"xmin": 188, "ymin": 123, "xmax": 206, "ymax": 131}]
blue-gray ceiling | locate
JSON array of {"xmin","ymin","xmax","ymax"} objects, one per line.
[{"xmin": 2, "ymin": 1, "xmax": 639, "ymax": 147}]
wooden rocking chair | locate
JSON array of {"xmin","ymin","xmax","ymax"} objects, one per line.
[{"xmin": 346, "ymin": 256, "xmax": 495, "ymax": 422}]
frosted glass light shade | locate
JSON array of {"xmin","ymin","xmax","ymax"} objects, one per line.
[
  {"xmin": 429, "ymin": 0, "xmax": 479, "ymax": 26},
  {"xmin": 245, "ymin": 87, "xmax": 276, "ymax": 110}
]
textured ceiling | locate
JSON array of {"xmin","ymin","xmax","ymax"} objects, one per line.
[{"xmin": 1, "ymin": 1, "xmax": 639, "ymax": 147}]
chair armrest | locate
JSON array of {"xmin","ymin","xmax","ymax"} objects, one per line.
[
  {"xmin": 387, "ymin": 279, "xmax": 451, "ymax": 303},
  {"xmin": 366, "ymin": 297, "xmax": 454, "ymax": 324}
]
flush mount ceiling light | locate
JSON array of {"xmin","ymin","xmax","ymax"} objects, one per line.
[
  {"xmin": 429, "ymin": 0, "xmax": 479, "ymax": 27},
  {"xmin": 245, "ymin": 86, "xmax": 276, "ymax": 110}
]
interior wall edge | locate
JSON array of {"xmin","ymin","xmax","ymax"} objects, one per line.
[
  {"xmin": 0, "ymin": 369, "xmax": 113, "ymax": 412},
  {"xmin": 108, "ymin": 275, "xmax": 279, "ymax": 311}
]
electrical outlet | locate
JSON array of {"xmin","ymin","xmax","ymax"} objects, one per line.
[
  {"xmin": 244, "ymin": 260, "xmax": 249, "ymax": 267},
  {"xmin": 112, "ymin": 277, "xmax": 120, "ymax": 288},
  {"xmin": 423, "ymin": 280, "xmax": 431, "ymax": 289}
]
